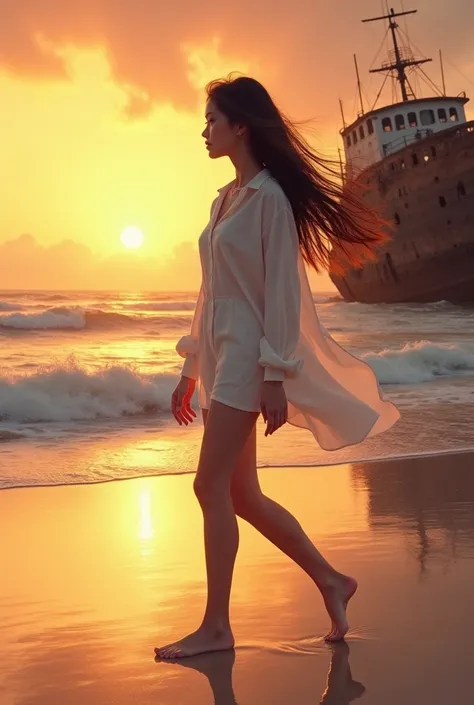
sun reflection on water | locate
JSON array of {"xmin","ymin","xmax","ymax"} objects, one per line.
[{"xmin": 137, "ymin": 486, "xmax": 155, "ymax": 548}]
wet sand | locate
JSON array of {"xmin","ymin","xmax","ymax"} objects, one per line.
[{"xmin": 1, "ymin": 451, "xmax": 473, "ymax": 704}]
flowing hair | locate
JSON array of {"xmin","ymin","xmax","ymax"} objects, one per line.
[{"xmin": 206, "ymin": 74, "xmax": 391, "ymax": 274}]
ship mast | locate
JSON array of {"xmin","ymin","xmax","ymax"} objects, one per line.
[{"xmin": 363, "ymin": 7, "xmax": 432, "ymax": 102}]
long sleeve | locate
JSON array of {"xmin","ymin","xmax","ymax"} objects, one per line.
[
  {"xmin": 175, "ymin": 197, "xmax": 217, "ymax": 381},
  {"xmin": 176, "ymin": 283, "xmax": 204, "ymax": 380},
  {"xmin": 258, "ymin": 200, "xmax": 304, "ymax": 382}
]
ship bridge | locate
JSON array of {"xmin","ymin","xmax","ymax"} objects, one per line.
[
  {"xmin": 341, "ymin": 95, "xmax": 469, "ymax": 178},
  {"xmin": 339, "ymin": 7, "xmax": 470, "ymax": 179}
]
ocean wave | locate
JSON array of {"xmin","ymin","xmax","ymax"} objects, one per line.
[
  {"xmin": 0, "ymin": 361, "xmax": 176, "ymax": 423},
  {"xmin": 0, "ymin": 308, "xmax": 86, "ymax": 330},
  {"xmin": 0, "ymin": 429, "xmax": 28, "ymax": 442},
  {"xmin": 40, "ymin": 294, "xmax": 73, "ymax": 302},
  {"xmin": 0, "ymin": 306, "xmax": 191, "ymax": 331},
  {"xmin": 363, "ymin": 340, "xmax": 474, "ymax": 384},
  {"xmin": 313, "ymin": 294, "xmax": 344, "ymax": 304},
  {"xmin": 0, "ymin": 291, "xmax": 74, "ymax": 301},
  {"xmin": 0, "ymin": 301, "xmax": 23, "ymax": 311},
  {"xmin": 121, "ymin": 301, "xmax": 196, "ymax": 311}
]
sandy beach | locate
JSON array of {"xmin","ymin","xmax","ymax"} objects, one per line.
[{"xmin": 1, "ymin": 450, "xmax": 474, "ymax": 705}]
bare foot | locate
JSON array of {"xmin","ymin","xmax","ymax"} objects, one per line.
[
  {"xmin": 321, "ymin": 575, "xmax": 358, "ymax": 642},
  {"xmin": 154, "ymin": 625, "xmax": 235, "ymax": 659}
]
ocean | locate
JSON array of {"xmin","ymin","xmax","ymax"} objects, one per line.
[{"xmin": 1, "ymin": 289, "xmax": 474, "ymax": 491}]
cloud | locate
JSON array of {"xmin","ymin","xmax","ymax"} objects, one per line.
[
  {"xmin": 2, "ymin": 0, "xmax": 472, "ymax": 122},
  {"xmin": 0, "ymin": 233, "xmax": 203, "ymax": 290},
  {"xmin": 0, "ymin": 234, "xmax": 94, "ymax": 289},
  {"xmin": 0, "ymin": 0, "xmax": 290, "ymax": 111}
]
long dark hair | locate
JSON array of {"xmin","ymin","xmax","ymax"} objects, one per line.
[{"xmin": 206, "ymin": 74, "xmax": 391, "ymax": 274}]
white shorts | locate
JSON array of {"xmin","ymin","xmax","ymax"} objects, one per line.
[{"xmin": 198, "ymin": 298, "xmax": 264, "ymax": 413}]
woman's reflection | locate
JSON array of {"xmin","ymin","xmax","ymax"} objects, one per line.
[
  {"xmin": 320, "ymin": 643, "xmax": 366, "ymax": 704},
  {"xmin": 155, "ymin": 641, "xmax": 365, "ymax": 705},
  {"xmin": 156, "ymin": 649, "xmax": 237, "ymax": 704}
]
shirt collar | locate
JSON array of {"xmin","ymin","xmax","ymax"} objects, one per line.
[{"xmin": 218, "ymin": 167, "xmax": 271, "ymax": 193}]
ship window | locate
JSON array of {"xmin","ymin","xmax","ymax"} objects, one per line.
[
  {"xmin": 359, "ymin": 125, "xmax": 365, "ymax": 139},
  {"xmin": 412, "ymin": 152, "xmax": 419, "ymax": 166},
  {"xmin": 367, "ymin": 118, "xmax": 374, "ymax": 134},
  {"xmin": 382, "ymin": 117, "xmax": 393, "ymax": 132},
  {"xmin": 457, "ymin": 181, "xmax": 467, "ymax": 198},
  {"xmin": 423, "ymin": 151, "xmax": 430, "ymax": 162},
  {"xmin": 400, "ymin": 158, "xmax": 406, "ymax": 169},
  {"xmin": 449, "ymin": 107, "xmax": 459, "ymax": 122},
  {"xmin": 438, "ymin": 108, "xmax": 447, "ymax": 123},
  {"xmin": 408, "ymin": 112, "xmax": 418, "ymax": 127},
  {"xmin": 439, "ymin": 196, "xmax": 447, "ymax": 207},
  {"xmin": 420, "ymin": 109, "xmax": 435, "ymax": 126},
  {"xmin": 394, "ymin": 212, "xmax": 401, "ymax": 225},
  {"xmin": 395, "ymin": 114, "xmax": 406, "ymax": 130},
  {"xmin": 431, "ymin": 146, "xmax": 437, "ymax": 157},
  {"xmin": 353, "ymin": 131, "xmax": 358, "ymax": 144},
  {"xmin": 346, "ymin": 135, "xmax": 352, "ymax": 147}
]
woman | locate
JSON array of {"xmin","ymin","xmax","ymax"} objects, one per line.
[{"xmin": 155, "ymin": 76, "xmax": 400, "ymax": 659}]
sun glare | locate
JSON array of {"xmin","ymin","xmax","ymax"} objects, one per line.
[{"xmin": 120, "ymin": 226, "xmax": 144, "ymax": 249}]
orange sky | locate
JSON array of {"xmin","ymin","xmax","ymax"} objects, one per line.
[{"xmin": 1, "ymin": 0, "xmax": 473, "ymax": 291}]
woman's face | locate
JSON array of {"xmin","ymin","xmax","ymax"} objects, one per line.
[{"xmin": 202, "ymin": 99, "xmax": 243, "ymax": 159}]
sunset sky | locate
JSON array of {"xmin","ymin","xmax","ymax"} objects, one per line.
[{"xmin": 2, "ymin": 0, "xmax": 473, "ymax": 291}]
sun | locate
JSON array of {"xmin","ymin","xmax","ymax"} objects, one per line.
[{"xmin": 120, "ymin": 226, "xmax": 144, "ymax": 249}]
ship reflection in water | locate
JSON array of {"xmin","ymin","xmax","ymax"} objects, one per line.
[{"xmin": 352, "ymin": 451, "xmax": 474, "ymax": 571}]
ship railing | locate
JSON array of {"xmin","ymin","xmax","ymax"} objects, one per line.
[{"xmin": 382, "ymin": 129, "xmax": 434, "ymax": 156}]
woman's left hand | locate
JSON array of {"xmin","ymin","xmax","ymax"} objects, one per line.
[{"xmin": 261, "ymin": 381, "xmax": 288, "ymax": 436}]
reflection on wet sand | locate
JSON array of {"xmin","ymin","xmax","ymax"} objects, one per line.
[
  {"xmin": 155, "ymin": 650, "xmax": 238, "ymax": 705},
  {"xmin": 1, "ymin": 452, "xmax": 474, "ymax": 704},
  {"xmin": 352, "ymin": 451, "xmax": 474, "ymax": 572},
  {"xmin": 320, "ymin": 643, "xmax": 366, "ymax": 705},
  {"xmin": 155, "ymin": 643, "xmax": 365, "ymax": 705}
]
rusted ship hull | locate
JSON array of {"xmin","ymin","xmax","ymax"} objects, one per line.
[{"xmin": 330, "ymin": 121, "xmax": 474, "ymax": 303}]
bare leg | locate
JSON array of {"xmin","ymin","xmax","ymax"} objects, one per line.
[
  {"xmin": 155, "ymin": 400, "xmax": 259, "ymax": 659},
  {"xmin": 229, "ymin": 422, "xmax": 357, "ymax": 641}
]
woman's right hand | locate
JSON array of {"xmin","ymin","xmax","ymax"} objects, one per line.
[{"xmin": 171, "ymin": 376, "xmax": 197, "ymax": 426}]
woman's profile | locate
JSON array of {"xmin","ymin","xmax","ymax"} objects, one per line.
[{"xmin": 155, "ymin": 75, "xmax": 400, "ymax": 659}]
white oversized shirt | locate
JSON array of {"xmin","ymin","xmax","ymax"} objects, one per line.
[{"xmin": 176, "ymin": 168, "xmax": 400, "ymax": 450}]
